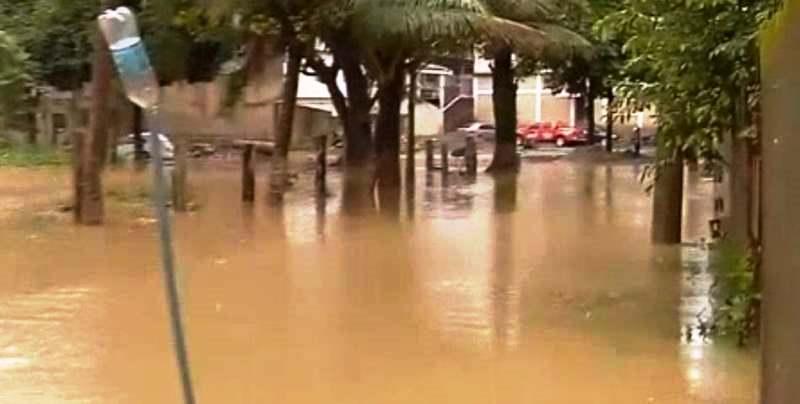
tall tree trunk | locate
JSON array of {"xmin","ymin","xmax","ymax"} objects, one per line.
[
  {"xmin": 325, "ymin": 38, "xmax": 375, "ymax": 214},
  {"xmin": 69, "ymin": 93, "xmax": 83, "ymax": 221},
  {"xmin": 586, "ymin": 80, "xmax": 597, "ymax": 146},
  {"xmin": 728, "ymin": 88, "xmax": 754, "ymax": 249},
  {"xmin": 269, "ymin": 42, "xmax": 303, "ymax": 203},
  {"xmin": 78, "ymin": 23, "xmax": 113, "ymax": 225},
  {"xmin": 488, "ymin": 46, "xmax": 519, "ymax": 173},
  {"xmin": 605, "ymin": 88, "xmax": 615, "ymax": 153},
  {"xmin": 336, "ymin": 44, "xmax": 373, "ymax": 166},
  {"xmin": 374, "ymin": 65, "xmax": 405, "ymax": 213},
  {"xmin": 406, "ymin": 70, "xmax": 417, "ymax": 181},
  {"xmin": 651, "ymin": 136, "xmax": 684, "ymax": 244}
]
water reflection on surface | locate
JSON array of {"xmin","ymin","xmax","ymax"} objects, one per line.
[{"xmin": 0, "ymin": 159, "xmax": 757, "ymax": 403}]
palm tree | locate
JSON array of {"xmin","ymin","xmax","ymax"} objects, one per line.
[
  {"xmin": 347, "ymin": 0, "xmax": 585, "ymax": 189},
  {"xmin": 479, "ymin": 0, "xmax": 589, "ymax": 173}
]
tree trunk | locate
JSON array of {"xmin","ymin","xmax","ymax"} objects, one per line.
[
  {"xmin": 651, "ymin": 137, "xmax": 684, "ymax": 244},
  {"xmin": 406, "ymin": 70, "xmax": 417, "ymax": 181},
  {"xmin": 326, "ymin": 39, "xmax": 375, "ymax": 214},
  {"xmin": 728, "ymin": 88, "xmax": 755, "ymax": 250},
  {"xmin": 69, "ymin": 93, "xmax": 83, "ymax": 221},
  {"xmin": 586, "ymin": 79, "xmax": 597, "ymax": 145},
  {"xmin": 336, "ymin": 45, "xmax": 373, "ymax": 166},
  {"xmin": 79, "ymin": 24, "xmax": 113, "ymax": 225},
  {"xmin": 488, "ymin": 47, "xmax": 519, "ymax": 173},
  {"xmin": 269, "ymin": 42, "xmax": 303, "ymax": 203},
  {"xmin": 374, "ymin": 65, "xmax": 405, "ymax": 213},
  {"xmin": 605, "ymin": 88, "xmax": 615, "ymax": 153}
]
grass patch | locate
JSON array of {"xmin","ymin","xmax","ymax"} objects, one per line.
[
  {"xmin": 106, "ymin": 185, "xmax": 152, "ymax": 204},
  {"xmin": 0, "ymin": 145, "xmax": 69, "ymax": 167}
]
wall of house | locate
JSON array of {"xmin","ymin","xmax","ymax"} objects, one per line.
[
  {"xmin": 35, "ymin": 48, "xmax": 285, "ymax": 148},
  {"xmin": 400, "ymin": 101, "xmax": 443, "ymax": 137},
  {"xmin": 541, "ymin": 94, "xmax": 572, "ymax": 124},
  {"xmin": 289, "ymin": 105, "xmax": 335, "ymax": 149},
  {"xmin": 474, "ymin": 74, "xmax": 575, "ymax": 125},
  {"xmin": 156, "ymin": 75, "xmax": 281, "ymax": 140},
  {"xmin": 443, "ymin": 97, "xmax": 474, "ymax": 133}
]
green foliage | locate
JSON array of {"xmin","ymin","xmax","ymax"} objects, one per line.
[
  {"xmin": 0, "ymin": 0, "xmax": 95, "ymax": 89},
  {"xmin": 539, "ymin": 0, "xmax": 624, "ymax": 99},
  {"xmin": 598, "ymin": 0, "xmax": 780, "ymax": 163},
  {"xmin": 0, "ymin": 31, "xmax": 32, "ymax": 123},
  {"xmin": 695, "ymin": 243, "xmax": 760, "ymax": 346},
  {"xmin": 0, "ymin": 0, "xmax": 233, "ymax": 90}
]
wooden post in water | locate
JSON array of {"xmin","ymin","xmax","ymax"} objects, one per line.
[
  {"xmin": 465, "ymin": 136, "xmax": 478, "ymax": 177},
  {"xmin": 440, "ymin": 141, "xmax": 449, "ymax": 175},
  {"xmin": 315, "ymin": 135, "xmax": 327, "ymax": 194},
  {"xmin": 425, "ymin": 139, "xmax": 435, "ymax": 171},
  {"xmin": 241, "ymin": 144, "xmax": 255, "ymax": 202},
  {"xmin": 172, "ymin": 138, "xmax": 189, "ymax": 212}
]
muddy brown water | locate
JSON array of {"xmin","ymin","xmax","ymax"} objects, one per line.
[{"xmin": 0, "ymin": 159, "xmax": 757, "ymax": 403}]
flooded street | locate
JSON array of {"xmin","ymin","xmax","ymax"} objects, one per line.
[{"xmin": 0, "ymin": 158, "xmax": 757, "ymax": 403}]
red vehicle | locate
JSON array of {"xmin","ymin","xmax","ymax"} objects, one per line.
[{"xmin": 517, "ymin": 121, "xmax": 589, "ymax": 148}]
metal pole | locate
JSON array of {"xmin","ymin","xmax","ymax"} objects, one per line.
[{"xmin": 148, "ymin": 108, "xmax": 197, "ymax": 404}]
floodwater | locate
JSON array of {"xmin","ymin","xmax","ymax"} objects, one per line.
[{"xmin": 0, "ymin": 157, "xmax": 757, "ymax": 403}]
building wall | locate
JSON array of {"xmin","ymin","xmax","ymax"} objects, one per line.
[
  {"xmin": 399, "ymin": 101, "xmax": 443, "ymax": 137},
  {"xmin": 157, "ymin": 75, "xmax": 281, "ymax": 141},
  {"xmin": 541, "ymin": 94, "xmax": 572, "ymax": 124},
  {"xmin": 443, "ymin": 97, "xmax": 474, "ymax": 133},
  {"xmin": 474, "ymin": 74, "xmax": 575, "ymax": 125}
]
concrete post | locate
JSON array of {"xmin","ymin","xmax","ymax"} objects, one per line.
[
  {"xmin": 172, "ymin": 138, "xmax": 189, "ymax": 212},
  {"xmin": 465, "ymin": 136, "xmax": 478, "ymax": 177},
  {"xmin": 425, "ymin": 139, "xmax": 435, "ymax": 171},
  {"xmin": 315, "ymin": 135, "xmax": 327, "ymax": 194},
  {"xmin": 440, "ymin": 141, "xmax": 449, "ymax": 176},
  {"xmin": 242, "ymin": 144, "xmax": 255, "ymax": 202}
]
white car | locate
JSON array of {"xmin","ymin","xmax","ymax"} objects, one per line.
[
  {"xmin": 116, "ymin": 132, "xmax": 174, "ymax": 160},
  {"xmin": 457, "ymin": 122, "xmax": 496, "ymax": 140}
]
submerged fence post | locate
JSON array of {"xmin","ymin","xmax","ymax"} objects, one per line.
[
  {"xmin": 425, "ymin": 139, "xmax": 435, "ymax": 171},
  {"xmin": 172, "ymin": 137, "xmax": 188, "ymax": 212},
  {"xmin": 315, "ymin": 135, "xmax": 327, "ymax": 194},
  {"xmin": 465, "ymin": 136, "xmax": 478, "ymax": 177},
  {"xmin": 242, "ymin": 144, "xmax": 255, "ymax": 202},
  {"xmin": 440, "ymin": 141, "xmax": 449, "ymax": 175}
]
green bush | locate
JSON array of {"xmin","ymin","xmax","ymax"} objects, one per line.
[
  {"xmin": 0, "ymin": 145, "xmax": 68, "ymax": 167},
  {"xmin": 696, "ymin": 242, "xmax": 760, "ymax": 346}
]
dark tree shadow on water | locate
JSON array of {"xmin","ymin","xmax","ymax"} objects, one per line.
[
  {"xmin": 491, "ymin": 173, "xmax": 518, "ymax": 353},
  {"xmin": 493, "ymin": 173, "xmax": 518, "ymax": 215},
  {"xmin": 341, "ymin": 166, "xmax": 377, "ymax": 217}
]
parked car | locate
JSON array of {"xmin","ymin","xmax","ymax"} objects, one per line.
[
  {"xmin": 116, "ymin": 132, "xmax": 175, "ymax": 160},
  {"xmin": 517, "ymin": 121, "xmax": 588, "ymax": 147},
  {"xmin": 458, "ymin": 122, "xmax": 496, "ymax": 140},
  {"xmin": 554, "ymin": 123, "xmax": 590, "ymax": 147},
  {"xmin": 517, "ymin": 122, "xmax": 555, "ymax": 148}
]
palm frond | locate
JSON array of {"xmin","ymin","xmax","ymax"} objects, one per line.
[
  {"xmin": 350, "ymin": 0, "xmax": 486, "ymax": 45},
  {"xmin": 480, "ymin": 18, "xmax": 590, "ymax": 58},
  {"xmin": 480, "ymin": 0, "xmax": 557, "ymax": 22}
]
